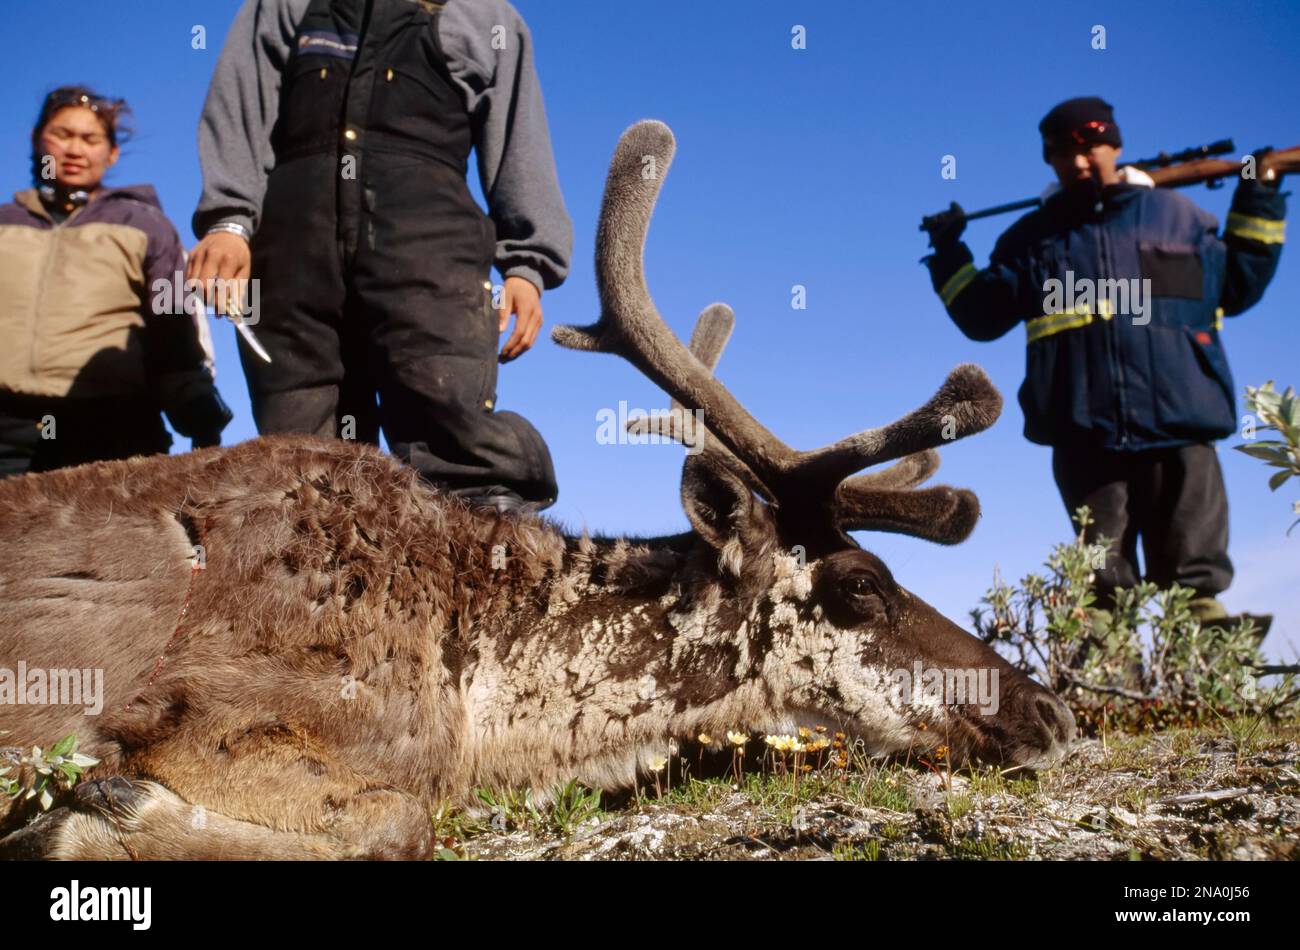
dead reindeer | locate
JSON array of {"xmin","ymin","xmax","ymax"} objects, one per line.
[{"xmin": 0, "ymin": 120, "xmax": 1073, "ymax": 860}]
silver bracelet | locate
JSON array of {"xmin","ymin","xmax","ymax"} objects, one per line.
[{"xmin": 206, "ymin": 222, "xmax": 251, "ymax": 242}]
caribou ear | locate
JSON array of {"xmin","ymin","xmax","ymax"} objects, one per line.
[{"xmin": 681, "ymin": 453, "xmax": 760, "ymax": 551}]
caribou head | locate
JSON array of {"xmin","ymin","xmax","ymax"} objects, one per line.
[{"xmin": 546, "ymin": 119, "xmax": 1075, "ymax": 773}]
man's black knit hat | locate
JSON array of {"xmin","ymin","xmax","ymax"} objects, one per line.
[{"xmin": 1039, "ymin": 96, "xmax": 1122, "ymax": 159}]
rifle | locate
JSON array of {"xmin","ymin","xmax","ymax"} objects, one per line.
[
  {"xmin": 919, "ymin": 140, "xmax": 1300, "ymax": 233},
  {"xmin": 1145, "ymin": 143, "xmax": 1299, "ymax": 188}
]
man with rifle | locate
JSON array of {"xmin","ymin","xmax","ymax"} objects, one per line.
[{"xmin": 922, "ymin": 96, "xmax": 1287, "ymax": 626}]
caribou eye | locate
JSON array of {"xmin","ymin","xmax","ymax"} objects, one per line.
[
  {"xmin": 813, "ymin": 552, "xmax": 895, "ymax": 626},
  {"xmin": 834, "ymin": 572, "xmax": 889, "ymax": 622},
  {"xmin": 843, "ymin": 575, "xmax": 878, "ymax": 597}
]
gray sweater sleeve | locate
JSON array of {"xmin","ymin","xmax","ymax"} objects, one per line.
[
  {"xmin": 192, "ymin": 0, "xmax": 308, "ymax": 239},
  {"xmin": 440, "ymin": 0, "xmax": 573, "ymax": 292}
]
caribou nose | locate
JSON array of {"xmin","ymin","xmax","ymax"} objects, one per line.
[{"xmin": 1026, "ymin": 689, "xmax": 1077, "ymax": 763}]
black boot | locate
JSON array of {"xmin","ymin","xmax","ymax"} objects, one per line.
[{"xmin": 445, "ymin": 484, "xmax": 553, "ymax": 516}]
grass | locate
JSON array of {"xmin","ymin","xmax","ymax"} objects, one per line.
[
  {"xmin": 425, "ymin": 714, "xmax": 1300, "ymax": 860},
  {"xmin": 951, "ymin": 833, "xmax": 1032, "ymax": 860},
  {"xmin": 966, "ymin": 766, "xmax": 1040, "ymax": 799},
  {"xmin": 946, "ymin": 792, "xmax": 975, "ymax": 820},
  {"xmin": 839, "ymin": 767, "xmax": 915, "ymax": 813},
  {"xmin": 431, "ymin": 778, "xmax": 607, "ymax": 856},
  {"xmin": 740, "ymin": 770, "xmax": 830, "ymax": 824},
  {"xmin": 658, "ymin": 777, "xmax": 734, "ymax": 811},
  {"xmin": 1210, "ymin": 706, "xmax": 1273, "ymax": 767},
  {"xmin": 833, "ymin": 839, "xmax": 881, "ymax": 861},
  {"xmin": 1117, "ymin": 785, "xmax": 1151, "ymax": 814}
]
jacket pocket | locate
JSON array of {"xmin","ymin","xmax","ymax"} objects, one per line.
[
  {"xmin": 1139, "ymin": 242, "xmax": 1204, "ymax": 300},
  {"xmin": 372, "ymin": 64, "xmax": 450, "ymax": 141},
  {"xmin": 1018, "ymin": 335, "xmax": 1085, "ymax": 442},
  {"xmin": 1147, "ymin": 324, "xmax": 1235, "ymax": 438},
  {"xmin": 273, "ymin": 54, "xmax": 349, "ymax": 157}
]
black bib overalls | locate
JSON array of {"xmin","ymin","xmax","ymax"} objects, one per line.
[{"xmin": 243, "ymin": 0, "xmax": 557, "ymax": 503}]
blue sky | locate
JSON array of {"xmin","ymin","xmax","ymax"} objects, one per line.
[{"xmin": 3, "ymin": 0, "xmax": 1297, "ymax": 660}]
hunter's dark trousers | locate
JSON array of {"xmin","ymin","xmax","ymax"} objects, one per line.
[
  {"xmin": 0, "ymin": 392, "xmax": 170, "ymax": 478},
  {"xmin": 243, "ymin": 150, "xmax": 557, "ymax": 503},
  {"xmin": 239, "ymin": 0, "xmax": 557, "ymax": 504},
  {"xmin": 1051, "ymin": 441, "xmax": 1232, "ymax": 603}
]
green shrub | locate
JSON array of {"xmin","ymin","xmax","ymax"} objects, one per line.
[
  {"xmin": 1, "ymin": 734, "xmax": 99, "ymax": 811},
  {"xmin": 1235, "ymin": 381, "xmax": 1300, "ymax": 533},
  {"xmin": 971, "ymin": 507, "xmax": 1297, "ymax": 732}
]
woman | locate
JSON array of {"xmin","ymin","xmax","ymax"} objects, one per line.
[{"xmin": 0, "ymin": 85, "xmax": 232, "ymax": 477}]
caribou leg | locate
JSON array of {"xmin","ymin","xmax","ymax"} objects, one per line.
[{"xmin": 0, "ymin": 775, "xmax": 435, "ymax": 860}]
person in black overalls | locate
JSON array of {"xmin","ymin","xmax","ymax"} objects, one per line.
[{"xmin": 192, "ymin": 0, "xmax": 563, "ymax": 512}]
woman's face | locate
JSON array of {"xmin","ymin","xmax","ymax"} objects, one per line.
[{"xmin": 38, "ymin": 106, "xmax": 119, "ymax": 191}]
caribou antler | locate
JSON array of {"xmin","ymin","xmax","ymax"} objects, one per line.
[
  {"xmin": 831, "ymin": 449, "xmax": 980, "ymax": 544},
  {"xmin": 844, "ymin": 449, "xmax": 940, "ymax": 491},
  {"xmin": 629, "ymin": 308, "xmax": 956, "ymax": 519},
  {"xmin": 555, "ymin": 120, "xmax": 1001, "ymax": 553},
  {"xmin": 626, "ymin": 302, "xmax": 734, "ymax": 447},
  {"xmin": 628, "ymin": 306, "xmax": 979, "ymax": 545}
]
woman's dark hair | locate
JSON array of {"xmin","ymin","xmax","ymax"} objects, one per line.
[{"xmin": 30, "ymin": 85, "xmax": 133, "ymax": 184}]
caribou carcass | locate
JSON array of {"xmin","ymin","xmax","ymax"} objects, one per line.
[{"xmin": 0, "ymin": 121, "xmax": 1074, "ymax": 860}]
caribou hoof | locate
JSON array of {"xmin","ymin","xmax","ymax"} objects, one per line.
[{"xmin": 75, "ymin": 776, "xmax": 143, "ymax": 815}]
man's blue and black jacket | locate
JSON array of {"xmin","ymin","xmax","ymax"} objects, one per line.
[{"xmin": 926, "ymin": 178, "xmax": 1286, "ymax": 450}]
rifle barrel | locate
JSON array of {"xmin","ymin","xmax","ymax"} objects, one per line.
[
  {"xmin": 963, "ymin": 197, "xmax": 1042, "ymax": 222},
  {"xmin": 918, "ymin": 197, "xmax": 1040, "ymax": 232},
  {"xmin": 1129, "ymin": 138, "xmax": 1235, "ymax": 170}
]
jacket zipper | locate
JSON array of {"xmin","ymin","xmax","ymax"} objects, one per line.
[
  {"xmin": 30, "ymin": 201, "xmax": 93, "ymax": 385},
  {"xmin": 30, "ymin": 217, "xmax": 66, "ymax": 385},
  {"xmin": 1098, "ymin": 203, "xmax": 1129, "ymax": 448}
]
